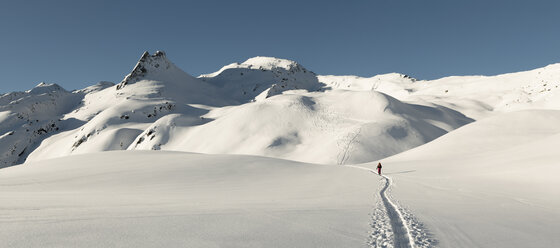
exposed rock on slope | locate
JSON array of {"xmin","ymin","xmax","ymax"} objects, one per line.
[{"xmin": 0, "ymin": 83, "xmax": 85, "ymax": 166}]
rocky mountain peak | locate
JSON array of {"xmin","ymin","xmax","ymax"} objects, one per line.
[{"xmin": 116, "ymin": 51, "xmax": 173, "ymax": 90}]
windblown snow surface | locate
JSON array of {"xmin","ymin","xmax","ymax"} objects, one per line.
[
  {"xmin": 1, "ymin": 151, "xmax": 379, "ymax": 247},
  {"xmin": 2, "ymin": 51, "xmax": 560, "ymax": 247}
]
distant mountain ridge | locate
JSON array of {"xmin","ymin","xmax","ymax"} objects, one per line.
[{"xmin": 1, "ymin": 51, "xmax": 559, "ymax": 167}]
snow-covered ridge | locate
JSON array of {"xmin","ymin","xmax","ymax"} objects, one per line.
[
  {"xmin": 26, "ymin": 82, "xmax": 67, "ymax": 94},
  {"xmin": 1, "ymin": 51, "xmax": 560, "ymax": 168},
  {"xmin": 0, "ymin": 82, "xmax": 83, "ymax": 166},
  {"xmin": 74, "ymin": 81, "xmax": 114, "ymax": 94},
  {"xmin": 1, "ymin": 82, "xmax": 67, "ymax": 106},
  {"xmin": 318, "ymin": 73, "xmax": 417, "ymax": 99},
  {"xmin": 200, "ymin": 56, "xmax": 322, "ymax": 102},
  {"xmin": 200, "ymin": 56, "xmax": 313, "ymax": 78},
  {"xmin": 243, "ymin": 56, "xmax": 308, "ymax": 71}
]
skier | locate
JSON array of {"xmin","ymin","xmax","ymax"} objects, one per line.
[{"xmin": 377, "ymin": 162, "xmax": 382, "ymax": 175}]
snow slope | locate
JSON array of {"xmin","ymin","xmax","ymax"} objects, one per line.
[
  {"xmin": 200, "ymin": 56, "xmax": 324, "ymax": 102},
  {"xmin": 138, "ymin": 90, "xmax": 471, "ymax": 165},
  {"xmin": 4, "ymin": 52, "xmax": 560, "ymax": 168},
  {"xmin": 0, "ymin": 82, "xmax": 96, "ymax": 167},
  {"xmin": 408, "ymin": 64, "xmax": 560, "ymax": 117},
  {"xmin": 319, "ymin": 73, "xmax": 417, "ymax": 99},
  {"xmin": 2, "ymin": 51, "xmax": 471, "ymax": 167},
  {"xmin": 0, "ymin": 151, "xmax": 380, "ymax": 248},
  {"xmin": 363, "ymin": 110, "xmax": 560, "ymax": 247},
  {"xmin": 321, "ymin": 64, "xmax": 560, "ymax": 120},
  {"xmin": 25, "ymin": 51, "xmax": 221, "ymax": 163}
]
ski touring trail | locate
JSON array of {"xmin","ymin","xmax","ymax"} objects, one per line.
[
  {"xmin": 379, "ymin": 175, "xmax": 414, "ymax": 248},
  {"xmin": 346, "ymin": 165, "xmax": 424, "ymax": 248}
]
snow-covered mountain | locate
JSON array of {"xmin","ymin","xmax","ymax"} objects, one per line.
[
  {"xmin": 200, "ymin": 56, "xmax": 324, "ymax": 102},
  {"xmin": 0, "ymin": 82, "xmax": 103, "ymax": 166},
  {"xmin": 3, "ymin": 51, "xmax": 560, "ymax": 248},
  {"xmin": 321, "ymin": 64, "xmax": 560, "ymax": 119},
  {"xmin": 2, "ymin": 51, "xmax": 560, "ymax": 168}
]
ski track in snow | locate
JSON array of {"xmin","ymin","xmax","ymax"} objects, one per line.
[
  {"xmin": 380, "ymin": 175, "xmax": 414, "ymax": 248},
  {"xmin": 347, "ymin": 165, "xmax": 435, "ymax": 248}
]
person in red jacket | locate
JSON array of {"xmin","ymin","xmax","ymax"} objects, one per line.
[{"xmin": 377, "ymin": 162, "xmax": 382, "ymax": 175}]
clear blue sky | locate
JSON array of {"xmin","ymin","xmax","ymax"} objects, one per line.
[{"xmin": 1, "ymin": 0, "xmax": 559, "ymax": 93}]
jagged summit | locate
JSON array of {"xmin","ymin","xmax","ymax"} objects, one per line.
[
  {"xmin": 111, "ymin": 50, "xmax": 226, "ymax": 106},
  {"xmin": 116, "ymin": 51, "xmax": 186, "ymax": 90}
]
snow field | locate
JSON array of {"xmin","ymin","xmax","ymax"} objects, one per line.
[
  {"xmin": 366, "ymin": 110, "xmax": 560, "ymax": 247},
  {"xmin": 1, "ymin": 151, "xmax": 379, "ymax": 248}
]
